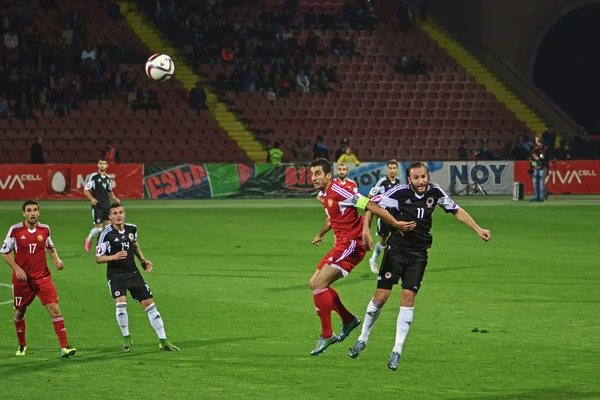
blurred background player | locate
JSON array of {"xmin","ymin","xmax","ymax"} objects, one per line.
[
  {"xmin": 96, "ymin": 203, "xmax": 179, "ymax": 352},
  {"xmin": 368, "ymin": 160, "xmax": 401, "ymax": 273},
  {"xmin": 316, "ymin": 162, "xmax": 357, "ymax": 204},
  {"xmin": 84, "ymin": 158, "xmax": 119, "ymax": 252},
  {"xmin": 1, "ymin": 200, "xmax": 76, "ymax": 358},
  {"xmin": 348, "ymin": 162, "xmax": 490, "ymax": 370},
  {"xmin": 308, "ymin": 158, "xmax": 414, "ymax": 356}
]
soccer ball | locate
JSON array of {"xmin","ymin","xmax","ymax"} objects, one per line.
[{"xmin": 145, "ymin": 54, "xmax": 175, "ymax": 82}]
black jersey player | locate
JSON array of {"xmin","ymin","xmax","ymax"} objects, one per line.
[
  {"xmin": 95, "ymin": 202, "xmax": 179, "ymax": 352},
  {"xmin": 84, "ymin": 159, "xmax": 119, "ymax": 252},
  {"xmin": 349, "ymin": 162, "xmax": 491, "ymax": 370},
  {"xmin": 368, "ymin": 159, "xmax": 402, "ymax": 273}
]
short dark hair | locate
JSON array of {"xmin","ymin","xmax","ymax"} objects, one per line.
[
  {"xmin": 22, "ymin": 199, "xmax": 39, "ymax": 212},
  {"xmin": 406, "ymin": 161, "xmax": 429, "ymax": 179},
  {"xmin": 99, "ymin": 158, "xmax": 108, "ymax": 163},
  {"xmin": 109, "ymin": 202, "xmax": 123, "ymax": 212},
  {"xmin": 387, "ymin": 159, "xmax": 399, "ymax": 167},
  {"xmin": 310, "ymin": 158, "xmax": 332, "ymax": 174}
]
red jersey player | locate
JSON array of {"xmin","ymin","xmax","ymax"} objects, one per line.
[
  {"xmin": 316, "ymin": 163, "xmax": 357, "ymax": 205},
  {"xmin": 308, "ymin": 158, "xmax": 416, "ymax": 355},
  {"xmin": 1, "ymin": 200, "xmax": 76, "ymax": 358}
]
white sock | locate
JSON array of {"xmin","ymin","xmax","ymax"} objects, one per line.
[
  {"xmin": 88, "ymin": 227, "xmax": 103, "ymax": 241},
  {"xmin": 371, "ymin": 242, "xmax": 385, "ymax": 260},
  {"xmin": 116, "ymin": 302, "xmax": 129, "ymax": 337},
  {"xmin": 392, "ymin": 306, "xmax": 414, "ymax": 354},
  {"xmin": 358, "ymin": 298, "xmax": 382, "ymax": 343},
  {"xmin": 145, "ymin": 303, "xmax": 166, "ymax": 340}
]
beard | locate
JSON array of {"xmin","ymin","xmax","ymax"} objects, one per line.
[
  {"xmin": 411, "ymin": 182, "xmax": 428, "ymax": 194},
  {"xmin": 338, "ymin": 174, "xmax": 347, "ymax": 180}
]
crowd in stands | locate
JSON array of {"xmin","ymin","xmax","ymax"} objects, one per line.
[
  {"xmin": 140, "ymin": 0, "xmax": 377, "ymax": 100},
  {"xmin": 0, "ymin": 0, "xmax": 147, "ymax": 119}
]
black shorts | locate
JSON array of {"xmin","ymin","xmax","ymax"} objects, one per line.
[
  {"xmin": 377, "ymin": 248, "xmax": 428, "ymax": 293},
  {"xmin": 93, "ymin": 206, "xmax": 110, "ymax": 224},
  {"xmin": 107, "ymin": 271, "xmax": 153, "ymax": 301},
  {"xmin": 376, "ymin": 218, "xmax": 392, "ymax": 237}
]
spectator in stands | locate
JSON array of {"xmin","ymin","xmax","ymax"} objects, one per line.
[
  {"xmin": 541, "ymin": 121, "xmax": 556, "ymax": 155},
  {"xmin": 267, "ymin": 141, "xmax": 284, "ymax": 164},
  {"xmin": 331, "ymin": 32, "xmax": 345, "ymax": 56},
  {"xmin": 458, "ymin": 139, "xmax": 470, "ymax": 160},
  {"xmin": 0, "ymin": 93, "xmax": 9, "ymax": 118},
  {"xmin": 338, "ymin": 147, "xmax": 360, "ymax": 166},
  {"xmin": 335, "ymin": 138, "xmax": 349, "ymax": 161},
  {"xmin": 313, "ymin": 136, "xmax": 329, "ymax": 160},
  {"xmin": 189, "ymin": 82, "xmax": 207, "ymax": 110},
  {"xmin": 14, "ymin": 93, "xmax": 36, "ymax": 119},
  {"xmin": 296, "ymin": 70, "xmax": 310, "ymax": 92},
  {"xmin": 137, "ymin": 85, "xmax": 160, "ymax": 110},
  {"xmin": 103, "ymin": 141, "xmax": 120, "ymax": 164},
  {"xmin": 39, "ymin": 87, "xmax": 50, "ymax": 110},
  {"xmin": 81, "ymin": 44, "xmax": 96, "ymax": 68},
  {"xmin": 107, "ymin": 1, "xmax": 124, "ymax": 20},
  {"xmin": 30, "ymin": 137, "xmax": 45, "ymax": 164},
  {"xmin": 292, "ymin": 139, "xmax": 311, "ymax": 162},
  {"xmin": 553, "ymin": 139, "xmax": 571, "ymax": 160},
  {"xmin": 310, "ymin": 70, "xmax": 331, "ymax": 92},
  {"xmin": 512, "ymin": 134, "xmax": 532, "ymax": 160},
  {"xmin": 4, "ymin": 29, "xmax": 18, "ymax": 50},
  {"xmin": 61, "ymin": 22, "xmax": 74, "ymax": 46},
  {"xmin": 475, "ymin": 139, "xmax": 498, "ymax": 160}
]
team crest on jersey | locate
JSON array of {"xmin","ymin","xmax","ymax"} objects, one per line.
[
  {"xmin": 128, "ymin": 233, "xmax": 134, "ymax": 241},
  {"xmin": 37, "ymin": 234, "xmax": 44, "ymax": 241},
  {"xmin": 328, "ymin": 198, "xmax": 333, "ymax": 207},
  {"xmin": 426, "ymin": 197, "xmax": 435, "ymax": 208}
]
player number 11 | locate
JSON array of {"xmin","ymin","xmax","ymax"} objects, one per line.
[
  {"xmin": 416, "ymin": 208, "xmax": 425, "ymax": 219},
  {"xmin": 29, "ymin": 243, "xmax": 37, "ymax": 253}
]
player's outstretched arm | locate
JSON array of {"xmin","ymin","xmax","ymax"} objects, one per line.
[
  {"xmin": 133, "ymin": 242, "xmax": 152, "ymax": 272},
  {"xmin": 365, "ymin": 201, "xmax": 416, "ymax": 232},
  {"xmin": 46, "ymin": 247, "xmax": 64, "ymax": 270},
  {"xmin": 312, "ymin": 218, "xmax": 331, "ymax": 246},
  {"xmin": 96, "ymin": 251, "xmax": 127, "ymax": 264},
  {"xmin": 1, "ymin": 253, "xmax": 27, "ymax": 281},
  {"xmin": 454, "ymin": 208, "xmax": 490, "ymax": 241}
]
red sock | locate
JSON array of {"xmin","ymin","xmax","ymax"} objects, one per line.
[
  {"xmin": 313, "ymin": 289, "xmax": 334, "ymax": 338},
  {"xmin": 14, "ymin": 317, "xmax": 26, "ymax": 346},
  {"xmin": 328, "ymin": 287, "xmax": 355, "ymax": 324},
  {"xmin": 52, "ymin": 315, "xmax": 69, "ymax": 348}
]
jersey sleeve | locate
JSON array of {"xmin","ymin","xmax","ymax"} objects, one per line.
[
  {"xmin": 107, "ymin": 176, "xmax": 113, "ymax": 192},
  {"xmin": 46, "ymin": 227, "xmax": 55, "ymax": 248},
  {"xmin": 1, "ymin": 228, "xmax": 15, "ymax": 254},
  {"xmin": 96, "ymin": 230, "xmax": 111, "ymax": 257},
  {"xmin": 434, "ymin": 184, "xmax": 460, "ymax": 213},
  {"xmin": 368, "ymin": 178, "xmax": 386, "ymax": 197},
  {"xmin": 84, "ymin": 176, "xmax": 95, "ymax": 191}
]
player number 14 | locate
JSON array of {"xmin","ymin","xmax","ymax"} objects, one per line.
[
  {"xmin": 416, "ymin": 208, "xmax": 425, "ymax": 219},
  {"xmin": 29, "ymin": 243, "xmax": 36, "ymax": 253}
]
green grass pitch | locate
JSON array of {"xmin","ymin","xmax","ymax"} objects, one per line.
[{"xmin": 0, "ymin": 197, "xmax": 599, "ymax": 400}]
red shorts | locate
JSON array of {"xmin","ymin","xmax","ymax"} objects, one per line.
[
  {"xmin": 12, "ymin": 277, "xmax": 59, "ymax": 309},
  {"xmin": 317, "ymin": 239, "xmax": 366, "ymax": 277}
]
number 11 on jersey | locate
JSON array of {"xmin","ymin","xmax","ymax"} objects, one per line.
[{"xmin": 416, "ymin": 208, "xmax": 425, "ymax": 219}]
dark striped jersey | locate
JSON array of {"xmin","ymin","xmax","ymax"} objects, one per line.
[
  {"xmin": 84, "ymin": 172, "xmax": 113, "ymax": 208},
  {"xmin": 96, "ymin": 223, "xmax": 139, "ymax": 274},
  {"xmin": 374, "ymin": 183, "xmax": 459, "ymax": 250}
]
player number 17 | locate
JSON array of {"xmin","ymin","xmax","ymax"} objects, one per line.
[
  {"xmin": 416, "ymin": 208, "xmax": 425, "ymax": 219},
  {"xmin": 29, "ymin": 243, "xmax": 36, "ymax": 253}
]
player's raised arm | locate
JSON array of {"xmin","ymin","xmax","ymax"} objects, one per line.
[{"xmin": 364, "ymin": 201, "xmax": 416, "ymax": 232}]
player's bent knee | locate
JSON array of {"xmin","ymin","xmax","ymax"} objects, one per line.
[
  {"xmin": 401, "ymin": 289, "xmax": 417, "ymax": 307},
  {"xmin": 46, "ymin": 303, "xmax": 61, "ymax": 317},
  {"xmin": 140, "ymin": 298, "xmax": 155, "ymax": 308},
  {"xmin": 373, "ymin": 288, "xmax": 392, "ymax": 307}
]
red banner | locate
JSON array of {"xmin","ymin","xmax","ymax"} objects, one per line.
[
  {"xmin": 514, "ymin": 161, "xmax": 600, "ymax": 194},
  {"xmin": 0, "ymin": 164, "xmax": 144, "ymax": 200}
]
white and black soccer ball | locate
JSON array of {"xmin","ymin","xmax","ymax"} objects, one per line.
[{"xmin": 145, "ymin": 54, "xmax": 174, "ymax": 82}]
